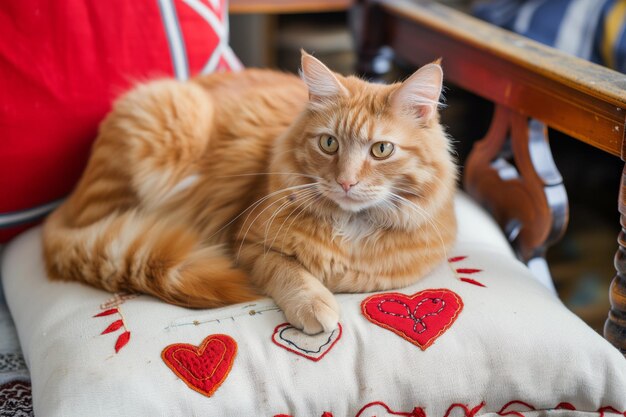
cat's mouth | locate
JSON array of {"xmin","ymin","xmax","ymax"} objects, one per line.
[
  {"xmin": 317, "ymin": 184, "xmax": 380, "ymax": 212},
  {"xmin": 331, "ymin": 194, "xmax": 377, "ymax": 212}
]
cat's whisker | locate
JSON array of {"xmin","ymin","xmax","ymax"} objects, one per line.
[
  {"xmin": 379, "ymin": 200, "xmax": 401, "ymax": 225},
  {"xmin": 389, "ymin": 193, "xmax": 449, "ymax": 261},
  {"xmin": 388, "ymin": 193, "xmax": 430, "ymax": 224},
  {"xmin": 393, "ymin": 195, "xmax": 446, "ymax": 257},
  {"xmin": 261, "ymin": 190, "xmax": 317, "ymax": 254},
  {"xmin": 202, "ymin": 183, "xmax": 316, "ymax": 243},
  {"xmin": 215, "ymin": 172, "xmax": 322, "ymax": 181},
  {"xmin": 266, "ymin": 189, "xmax": 318, "ymax": 238},
  {"xmin": 262, "ymin": 193, "xmax": 318, "ymax": 258},
  {"xmin": 394, "ymin": 173, "xmax": 450, "ymax": 198},
  {"xmin": 236, "ymin": 193, "xmax": 297, "ymax": 262},
  {"xmin": 236, "ymin": 185, "xmax": 317, "ymax": 261},
  {"xmin": 280, "ymin": 193, "xmax": 322, "ymax": 252},
  {"xmin": 268, "ymin": 191, "xmax": 320, "ymax": 252},
  {"xmin": 390, "ymin": 186, "xmax": 421, "ymax": 198},
  {"xmin": 263, "ymin": 199, "xmax": 294, "ymax": 238},
  {"xmin": 387, "ymin": 194, "xmax": 435, "ymax": 258},
  {"xmin": 419, "ymin": 174, "xmax": 452, "ymax": 192}
]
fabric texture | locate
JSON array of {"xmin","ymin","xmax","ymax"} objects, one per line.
[
  {"xmin": 0, "ymin": 260, "xmax": 32, "ymax": 417},
  {"xmin": 473, "ymin": 0, "xmax": 626, "ymax": 72},
  {"xmin": 0, "ymin": 0, "xmax": 241, "ymax": 242},
  {"xmin": 2, "ymin": 194, "xmax": 625, "ymax": 416},
  {"xmin": 0, "ymin": 380, "xmax": 32, "ymax": 417}
]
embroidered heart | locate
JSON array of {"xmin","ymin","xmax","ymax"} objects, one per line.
[
  {"xmin": 271, "ymin": 322, "xmax": 342, "ymax": 361},
  {"xmin": 361, "ymin": 289, "xmax": 463, "ymax": 350},
  {"xmin": 161, "ymin": 334, "xmax": 237, "ymax": 397}
]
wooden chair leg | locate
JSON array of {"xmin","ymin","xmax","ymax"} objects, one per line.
[
  {"xmin": 606, "ymin": 165, "xmax": 626, "ymax": 356},
  {"xmin": 464, "ymin": 105, "xmax": 569, "ymax": 262}
]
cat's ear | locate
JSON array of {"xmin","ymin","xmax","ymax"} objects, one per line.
[
  {"xmin": 300, "ymin": 50, "xmax": 347, "ymax": 102},
  {"xmin": 391, "ymin": 61, "xmax": 443, "ymax": 121}
]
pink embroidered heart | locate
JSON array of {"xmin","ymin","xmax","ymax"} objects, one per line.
[
  {"xmin": 271, "ymin": 322, "xmax": 342, "ymax": 361},
  {"xmin": 361, "ymin": 289, "xmax": 463, "ymax": 350},
  {"xmin": 161, "ymin": 334, "xmax": 237, "ymax": 397}
]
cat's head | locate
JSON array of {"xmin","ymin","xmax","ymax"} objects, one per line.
[{"xmin": 277, "ymin": 51, "xmax": 456, "ymax": 225}]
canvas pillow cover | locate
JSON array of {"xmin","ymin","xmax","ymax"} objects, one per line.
[{"xmin": 2, "ymin": 194, "xmax": 625, "ymax": 417}]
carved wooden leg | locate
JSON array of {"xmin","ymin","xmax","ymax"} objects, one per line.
[
  {"xmin": 464, "ymin": 105, "xmax": 568, "ymax": 262},
  {"xmin": 605, "ymin": 165, "xmax": 626, "ymax": 356}
]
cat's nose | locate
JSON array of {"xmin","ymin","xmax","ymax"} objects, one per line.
[{"xmin": 337, "ymin": 179, "xmax": 358, "ymax": 192}]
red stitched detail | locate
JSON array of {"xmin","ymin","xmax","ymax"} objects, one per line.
[
  {"xmin": 443, "ymin": 403, "xmax": 472, "ymax": 417},
  {"xmin": 498, "ymin": 412, "xmax": 524, "ymax": 417},
  {"xmin": 162, "ymin": 334, "xmax": 237, "ymax": 398},
  {"xmin": 447, "ymin": 256, "xmax": 486, "ymax": 288},
  {"xmin": 115, "ymin": 331, "xmax": 131, "ymax": 353},
  {"xmin": 101, "ymin": 319, "xmax": 124, "ymax": 335},
  {"xmin": 598, "ymin": 406, "xmax": 625, "ymax": 416},
  {"xmin": 361, "ymin": 289, "xmax": 463, "ymax": 350},
  {"xmin": 271, "ymin": 323, "xmax": 342, "ymax": 362},
  {"xmin": 456, "ymin": 268, "xmax": 482, "ymax": 274},
  {"xmin": 93, "ymin": 308, "xmax": 118, "ymax": 317},
  {"xmin": 355, "ymin": 401, "xmax": 422, "ymax": 417},
  {"xmin": 412, "ymin": 407, "xmax": 427, "ymax": 417},
  {"xmin": 94, "ymin": 303, "xmax": 132, "ymax": 353},
  {"xmin": 459, "ymin": 278, "xmax": 487, "ymax": 287},
  {"xmin": 448, "ymin": 256, "xmax": 467, "ymax": 262},
  {"xmin": 498, "ymin": 400, "xmax": 535, "ymax": 416},
  {"xmin": 469, "ymin": 403, "xmax": 486, "ymax": 416},
  {"xmin": 280, "ymin": 402, "xmax": 625, "ymax": 417},
  {"xmin": 443, "ymin": 402, "xmax": 484, "ymax": 417}
]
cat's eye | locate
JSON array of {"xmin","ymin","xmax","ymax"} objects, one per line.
[
  {"xmin": 319, "ymin": 135, "xmax": 339, "ymax": 154},
  {"xmin": 370, "ymin": 141, "xmax": 395, "ymax": 159}
]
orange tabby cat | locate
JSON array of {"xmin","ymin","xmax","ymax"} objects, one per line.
[{"xmin": 43, "ymin": 51, "xmax": 457, "ymax": 334}]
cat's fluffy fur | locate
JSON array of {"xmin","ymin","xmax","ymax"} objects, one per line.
[{"xmin": 43, "ymin": 52, "xmax": 457, "ymax": 334}]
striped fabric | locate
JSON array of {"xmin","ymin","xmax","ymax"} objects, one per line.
[
  {"xmin": 157, "ymin": 0, "xmax": 242, "ymax": 80},
  {"xmin": 474, "ymin": 0, "xmax": 626, "ymax": 73},
  {"xmin": 0, "ymin": 0, "xmax": 241, "ymax": 242}
]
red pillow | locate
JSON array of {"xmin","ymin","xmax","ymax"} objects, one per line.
[{"xmin": 0, "ymin": 0, "xmax": 241, "ymax": 242}]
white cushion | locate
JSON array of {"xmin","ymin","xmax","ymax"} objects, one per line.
[{"xmin": 2, "ymin": 194, "xmax": 625, "ymax": 417}]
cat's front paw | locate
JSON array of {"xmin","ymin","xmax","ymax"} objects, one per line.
[{"xmin": 282, "ymin": 291, "xmax": 340, "ymax": 335}]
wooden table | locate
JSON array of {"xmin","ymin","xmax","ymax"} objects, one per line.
[{"xmin": 229, "ymin": 0, "xmax": 353, "ymax": 14}]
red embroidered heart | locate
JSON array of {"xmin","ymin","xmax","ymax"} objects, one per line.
[
  {"xmin": 361, "ymin": 289, "xmax": 463, "ymax": 350},
  {"xmin": 162, "ymin": 334, "xmax": 237, "ymax": 397}
]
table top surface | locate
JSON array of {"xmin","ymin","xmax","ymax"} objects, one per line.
[{"xmin": 229, "ymin": 0, "xmax": 353, "ymax": 14}]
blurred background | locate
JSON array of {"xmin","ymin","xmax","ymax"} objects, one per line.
[{"xmin": 230, "ymin": 0, "xmax": 624, "ymax": 333}]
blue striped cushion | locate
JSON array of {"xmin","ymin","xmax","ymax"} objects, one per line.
[{"xmin": 474, "ymin": 0, "xmax": 626, "ymax": 73}]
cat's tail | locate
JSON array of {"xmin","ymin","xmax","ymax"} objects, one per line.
[{"xmin": 43, "ymin": 208, "xmax": 259, "ymax": 308}]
